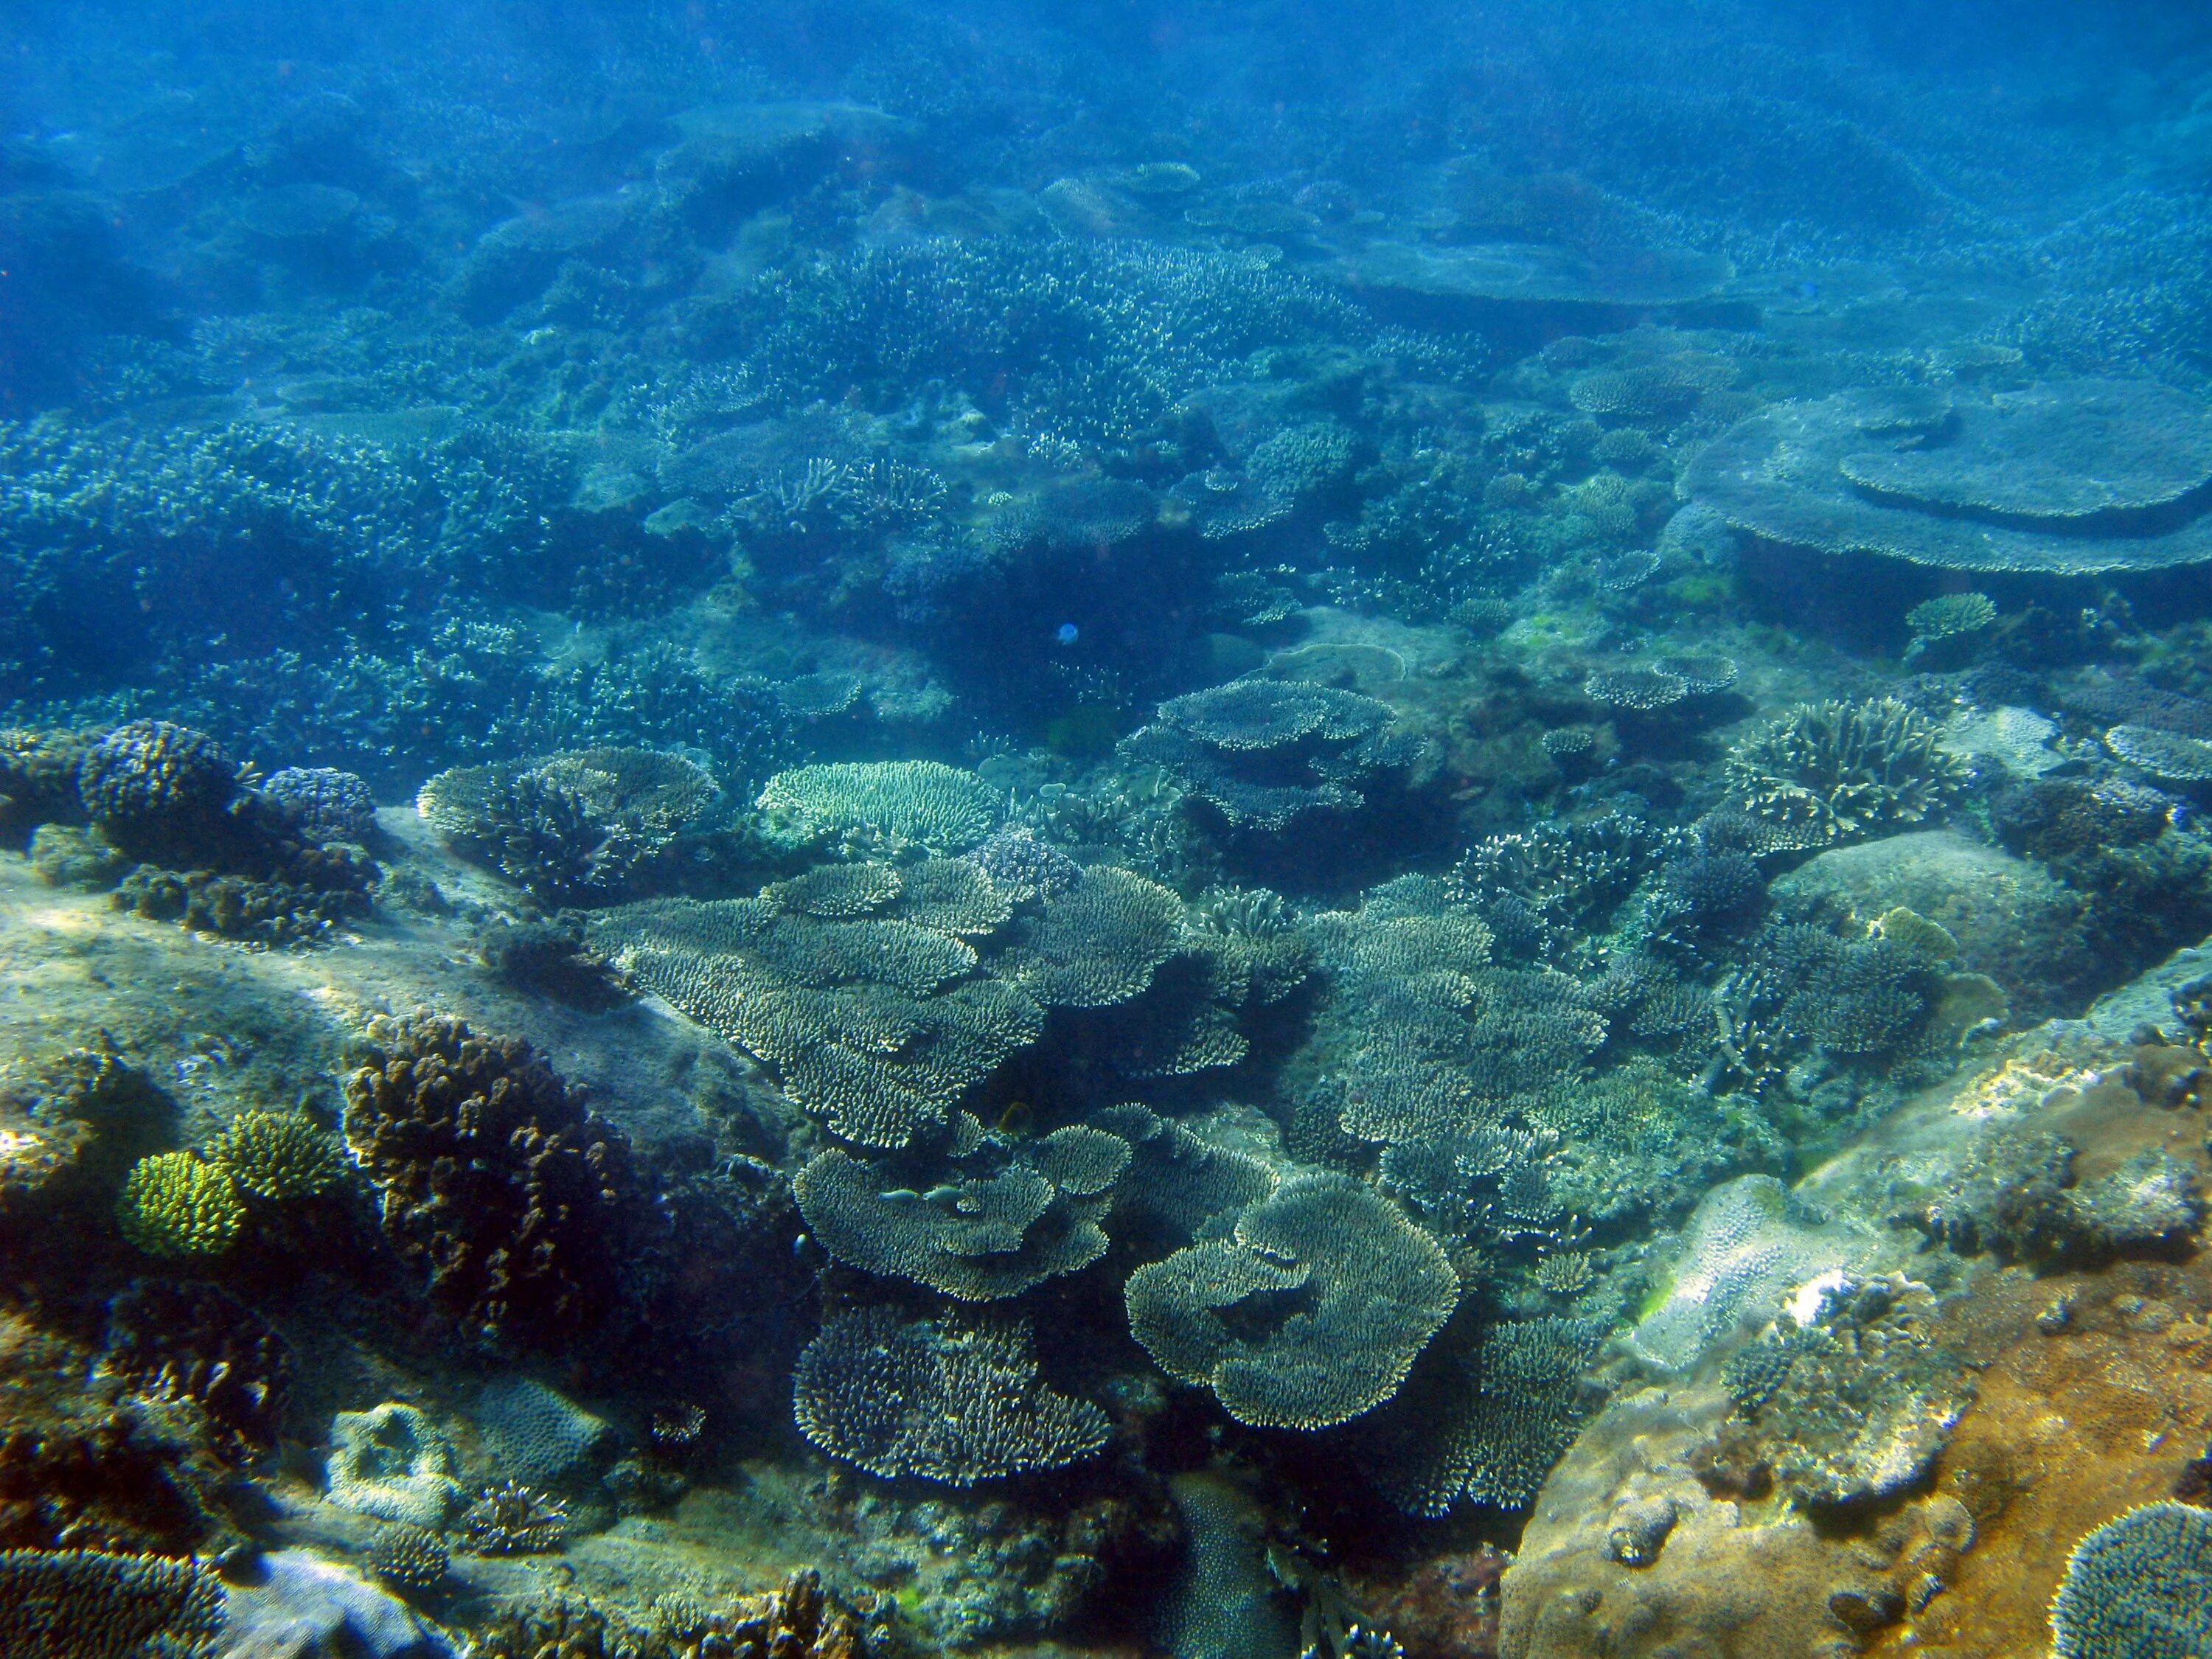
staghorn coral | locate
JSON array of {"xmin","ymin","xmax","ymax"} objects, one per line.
[
  {"xmin": 460, "ymin": 1481, "xmax": 570, "ymax": 1555},
  {"xmin": 1124, "ymin": 1173, "xmax": 1458, "ymax": 1430},
  {"xmin": 1450, "ymin": 812, "xmax": 1686, "ymax": 965},
  {"xmin": 324, "ymin": 1403, "xmax": 464, "ymax": 1530},
  {"xmin": 793, "ymin": 1304, "xmax": 1109, "ymax": 1484},
  {"xmin": 417, "ymin": 747, "xmax": 717, "ymax": 905},
  {"xmin": 0, "ymin": 1548, "xmax": 226, "ymax": 1659},
  {"xmin": 341, "ymin": 1014, "xmax": 640, "ymax": 1349},
  {"xmin": 2050, "ymin": 1501, "xmax": 2212, "ymax": 1659},
  {"xmin": 206, "ymin": 1108, "xmax": 343, "ymax": 1201},
  {"xmin": 756, "ymin": 760, "xmax": 997, "ymax": 859},
  {"xmin": 1119, "ymin": 679, "xmax": 1418, "ymax": 831},
  {"xmin": 115, "ymin": 1152, "xmax": 244, "ymax": 1260},
  {"xmin": 102, "ymin": 1280, "xmax": 290, "ymax": 1464},
  {"xmin": 1723, "ymin": 697, "xmax": 1967, "ymax": 850},
  {"xmin": 1905, "ymin": 591, "xmax": 1997, "ymax": 643}
]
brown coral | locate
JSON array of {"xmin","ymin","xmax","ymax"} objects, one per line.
[{"xmin": 341, "ymin": 1013, "xmax": 641, "ymax": 1351}]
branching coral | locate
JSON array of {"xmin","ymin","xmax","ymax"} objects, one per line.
[
  {"xmin": 115, "ymin": 1152, "xmax": 245, "ymax": 1259},
  {"xmin": 461, "ymin": 1481, "xmax": 571, "ymax": 1555},
  {"xmin": 1722, "ymin": 698, "xmax": 1966, "ymax": 849},
  {"xmin": 793, "ymin": 1131, "xmax": 1124, "ymax": 1301},
  {"xmin": 1119, "ymin": 679, "xmax": 1418, "ymax": 831},
  {"xmin": 341, "ymin": 1014, "xmax": 641, "ymax": 1349},
  {"xmin": 756, "ymin": 759, "xmax": 998, "ymax": 858},
  {"xmin": 102, "ymin": 1280, "xmax": 291, "ymax": 1464},
  {"xmin": 1124, "ymin": 1174, "xmax": 1458, "ymax": 1430},
  {"xmin": 2051, "ymin": 1501, "xmax": 2212, "ymax": 1659},
  {"xmin": 417, "ymin": 747, "xmax": 717, "ymax": 905},
  {"xmin": 1004, "ymin": 865, "xmax": 1186, "ymax": 1009},
  {"xmin": 0, "ymin": 1548, "xmax": 226, "ymax": 1659},
  {"xmin": 793, "ymin": 1304, "xmax": 1109, "ymax": 1484},
  {"xmin": 206, "ymin": 1109, "xmax": 343, "ymax": 1201}
]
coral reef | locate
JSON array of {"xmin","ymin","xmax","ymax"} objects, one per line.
[
  {"xmin": 1125, "ymin": 1173, "xmax": 1458, "ymax": 1429},
  {"xmin": 417, "ymin": 747, "xmax": 717, "ymax": 905},
  {"xmin": 260, "ymin": 766, "xmax": 380, "ymax": 844},
  {"xmin": 0, "ymin": 1548, "xmax": 226, "ymax": 1659},
  {"xmin": 756, "ymin": 760, "xmax": 998, "ymax": 858},
  {"xmin": 1120, "ymin": 679, "xmax": 1419, "ymax": 832},
  {"xmin": 206, "ymin": 1107, "xmax": 343, "ymax": 1201},
  {"xmin": 1722, "ymin": 698, "xmax": 1968, "ymax": 850},
  {"xmin": 114, "ymin": 1152, "xmax": 246, "ymax": 1259},
  {"xmin": 793, "ymin": 1304, "xmax": 1110, "ymax": 1484},
  {"xmin": 341, "ymin": 1014, "xmax": 641, "ymax": 1349},
  {"xmin": 459, "ymin": 1480, "xmax": 570, "ymax": 1555},
  {"xmin": 2050, "ymin": 1502, "xmax": 2212, "ymax": 1659},
  {"xmin": 102, "ymin": 1280, "xmax": 291, "ymax": 1464},
  {"xmin": 324, "ymin": 1404, "xmax": 464, "ymax": 1528}
]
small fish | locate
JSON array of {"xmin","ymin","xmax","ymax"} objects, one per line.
[{"xmin": 1055, "ymin": 622, "xmax": 1079, "ymax": 646}]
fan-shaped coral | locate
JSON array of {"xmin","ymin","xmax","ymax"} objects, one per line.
[
  {"xmin": 1124, "ymin": 1174, "xmax": 1458, "ymax": 1429},
  {"xmin": 756, "ymin": 759, "xmax": 998, "ymax": 858},
  {"xmin": 793, "ymin": 1304, "xmax": 1110, "ymax": 1484}
]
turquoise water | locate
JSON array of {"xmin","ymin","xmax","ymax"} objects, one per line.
[{"xmin": 4, "ymin": 4, "xmax": 2212, "ymax": 1656}]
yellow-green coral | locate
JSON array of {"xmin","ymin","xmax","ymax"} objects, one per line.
[
  {"xmin": 207, "ymin": 1109, "xmax": 344, "ymax": 1200},
  {"xmin": 116, "ymin": 1152, "xmax": 246, "ymax": 1257}
]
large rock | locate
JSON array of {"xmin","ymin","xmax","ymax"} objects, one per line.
[{"xmin": 1772, "ymin": 830, "xmax": 2089, "ymax": 1015}]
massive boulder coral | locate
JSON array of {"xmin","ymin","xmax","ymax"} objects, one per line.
[
  {"xmin": 1119, "ymin": 678, "xmax": 1419, "ymax": 832},
  {"xmin": 1683, "ymin": 379, "xmax": 2212, "ymax": 573},
  {"xmin": 1124, "ymin": 1173, "xmax": 1458, "ymax": 1429},
  {"xmin": 341, "ymin": 1014, "xmax": 642, "ymax": 1349},
  {"xmin": 793, "ymin": 1304, "xmax": 1110, "ymax": 1484}
]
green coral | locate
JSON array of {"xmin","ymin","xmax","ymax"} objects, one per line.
[
  {"xmin": 755, "ymin": 759, "xmax": 998, "ymax": 858},
  {"xmin": 206, "ymin": 1109, "xmax": 343, "ymax": 1201},
  {"xmin": 116, "ymin": 1152, "xmax": 246, "ymax": 1259},
  {"xmin": 1722, "ymin": 697, "xmax": 1968, "ymax": 850}
]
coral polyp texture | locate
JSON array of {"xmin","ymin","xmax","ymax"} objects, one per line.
[
  {"xmin": 793, "ymin": 1304, "xmax": 1110, "ymax": 1484},
  {"xmin": 0, "ymin": 1548, "xmax": 227, "ymax": 1659},
  {"xmin": 206, "ymin": 1108, "xmax": 343, "ymax": 1201},
  {"xmin": 2050, "ymin": 1501, "xmax": 2212, "ymax": 1659},
  {"xmin": 115, "ymin": 1152, "xmax": 245, "ymax": 1259},
  {"xmin": 1723, "ymin": 697, "xmax": 1968, "ymax": 849}
]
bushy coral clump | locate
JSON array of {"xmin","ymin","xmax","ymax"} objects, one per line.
[
  {"xmin": 114, "ymin": 1152, "xmax": 245, "ymax": 1259},
  {"xmin": 1723, "ymin": 698, "xmax": 1967, "ymax": 849}
]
